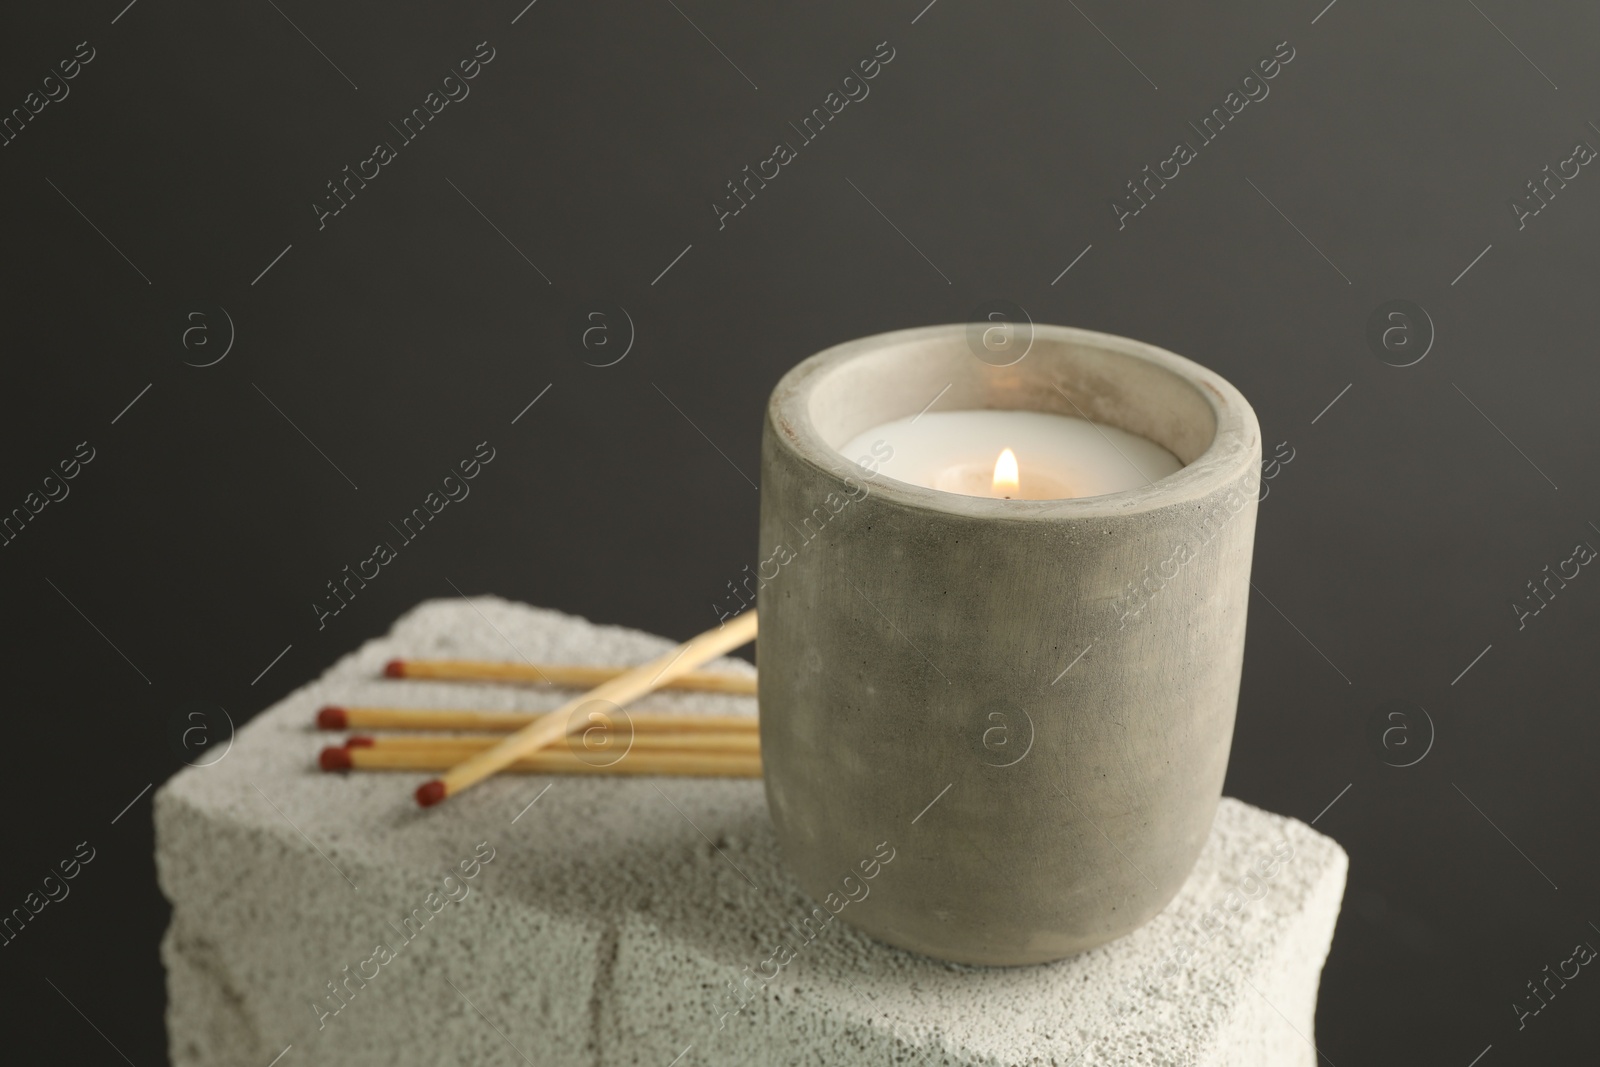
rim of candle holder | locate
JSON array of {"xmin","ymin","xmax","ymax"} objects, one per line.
[{"xmin": 767, "ymin": 323, "xmax": 1261, "ymax": 519}]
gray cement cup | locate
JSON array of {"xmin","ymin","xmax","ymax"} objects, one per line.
[{"xmin": 756, "ymin": 324, "xmax": 1261, "ymax": 965}]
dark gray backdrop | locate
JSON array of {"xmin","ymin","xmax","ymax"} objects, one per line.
[{"xmin": 2, "ymin": 0, "xmax": 1596, "ymax": 1063}]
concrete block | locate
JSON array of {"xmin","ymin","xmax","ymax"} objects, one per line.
[{"xmin": 157, "ymin": 597, "xmax": 1346, "ymax": 1067}]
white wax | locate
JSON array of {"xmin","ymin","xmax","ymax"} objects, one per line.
[{"xmin": 839, "ymin": 410, "xmax": 1182, "ymax": 500}]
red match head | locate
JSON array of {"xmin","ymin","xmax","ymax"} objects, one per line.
[
  {"xmin": 316, "ymin": 706, "xmax": 348, "ymax": 730},
  {"xmin": 383, "ymin": 659, "xmax": 406, "ymax": 678},
  {"xmin": 319, "ymin": 746, "xmax": 353, "ymax": 771},
  {"xmin": 415, "ymin": 779, "xmax": 446, "ymax": 807}
]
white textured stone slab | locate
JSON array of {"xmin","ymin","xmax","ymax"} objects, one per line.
[{"xmin": 157, "ymin": 597, "xmax": 1347, "ymax": 1067}]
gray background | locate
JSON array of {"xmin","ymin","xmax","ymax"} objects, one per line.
[{"xmin": 1, "ymin": 0, "xmax": 1595, "ymax": 1063}]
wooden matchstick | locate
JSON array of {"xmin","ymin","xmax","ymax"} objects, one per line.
[
  {"xmin": 346, "ymin": 731, "xmax": 759, "ymax": 754},
  {"xmin": 323, "ymin": 744, "xmax": 761, "ymax": 778},
  {"xmin": 382, "ymin": 658, "xmax": 757, "ymax": 695},
  {"xmin": 317, "ymin": 706, "xmax": 757, "ymax": 734},
  {"xmin": 415, "ymin": 610, "xmax": 759, "ymax": 807}
]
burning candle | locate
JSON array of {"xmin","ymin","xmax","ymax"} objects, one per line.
[
  {"xmin": 838, "ymin": 409, "xmax": 1183, "ymax": 500},
  {"xmin": 761, "ymin": 322, "xmax": 1263, "ymax": 965}
]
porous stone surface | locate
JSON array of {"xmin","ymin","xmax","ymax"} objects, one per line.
[{"xmin": 157, "ymin": 597, "xmax": 1347, "ymax": 1067}]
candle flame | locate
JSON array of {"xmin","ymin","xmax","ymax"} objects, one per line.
[{"xmin": 992, "ymin": 448, "xmax": 1019, "ymax": 497}]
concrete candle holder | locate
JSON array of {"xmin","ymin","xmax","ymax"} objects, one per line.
[{"xmin": 757, "ymin": 323, "xmax": 1262, "ymax": 965}]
